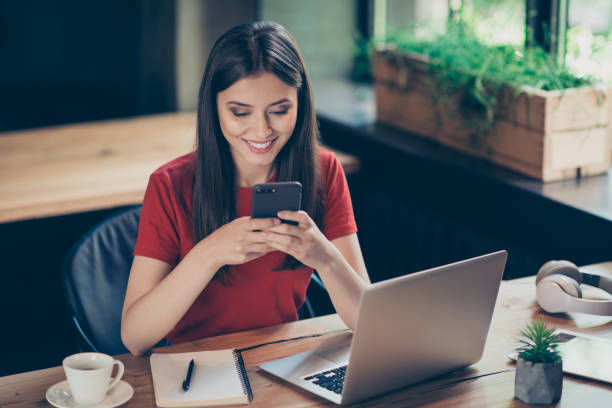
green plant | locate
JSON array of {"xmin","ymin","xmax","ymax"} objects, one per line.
[
  {"xmin": 362, "ymin": 22, "xmax": 600, "ymax": 143},
  {"xmin": 516, "ymin": 320, "xmax": 562, "ymax": 364}
]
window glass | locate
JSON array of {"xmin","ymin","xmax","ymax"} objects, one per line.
[
  {"xmin": 460, "ymin": 0, "xmax": 525, "ymax": 46},
  {"xmin": 382, "ymin": 0, "xmax": 524, "ymax": 45},
  {"xmin": 566, "ymin": 0, "xmax": 612, "ymax": 82},
  {"xmin": 386, "ymin": 0, "xmax": 448, "ymax": 37}
]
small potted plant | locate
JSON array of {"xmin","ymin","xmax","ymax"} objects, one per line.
[{"xmin": 514, "ymin": 320, "xmax": 563, "ymax": 405}]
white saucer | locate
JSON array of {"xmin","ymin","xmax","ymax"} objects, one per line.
[{"xmin": 46, "ymin": 380, "xmax": 134, "ymax": 408}]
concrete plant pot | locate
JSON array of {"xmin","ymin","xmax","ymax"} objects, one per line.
[{"xmin": 514, "ymin": 358, "xmax": 563, "ymax": 404}]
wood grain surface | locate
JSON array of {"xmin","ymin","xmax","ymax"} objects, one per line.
[{"xmin": 0, "ymin": 113, "xmax": 360, "ymax": 223}]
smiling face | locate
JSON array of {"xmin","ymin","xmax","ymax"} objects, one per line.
[{"xmin": 216, "ymin": 72, "xmax": 298, "ymax": 186}]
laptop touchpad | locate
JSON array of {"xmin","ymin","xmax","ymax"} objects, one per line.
[{"xmin": 315, "ymin": 340, "xmax": 351, "ymax": 365}]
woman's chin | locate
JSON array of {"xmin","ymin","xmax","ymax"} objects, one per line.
[{"xmin": 247, "ymin": 156, "xmax": 276, "ymax": 168}]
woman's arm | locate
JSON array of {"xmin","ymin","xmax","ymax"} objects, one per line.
[
  {"xmin": 315, "ymin": 233, "xmax": 370, "ymax": 329},
  {"xmin": 263, "ymin": 211, "xmax": 370, "ymax": 330},
  {"xmin": 121, "ymin": 217, "xmax": 279, "ymax": 356},
  {"xmin": 120, "ymin": 250, "xmax": 219, "ymax": 356}
]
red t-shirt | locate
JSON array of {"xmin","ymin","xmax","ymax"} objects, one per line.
[{"xmin": 133, "ymin": 147, "xmax": 357, "ymax": 344}]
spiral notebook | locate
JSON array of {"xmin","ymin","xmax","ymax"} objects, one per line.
[{"xmin": 150, "ymin": 349, "xmax": 253, "ymax": 407}]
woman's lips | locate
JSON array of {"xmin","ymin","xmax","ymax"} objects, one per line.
[{"xmin": 244, "ymin": 137, "xmax": 278, "ymax": 154}]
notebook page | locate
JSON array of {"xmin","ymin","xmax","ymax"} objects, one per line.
[{"xmin": 151, "ymin": 350, "xmax": 248, "ymax": 406}]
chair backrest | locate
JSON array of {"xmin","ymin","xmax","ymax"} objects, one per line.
[{"xmin": 62, "ymin": 206, "xmax": 141, "ymax": 355}]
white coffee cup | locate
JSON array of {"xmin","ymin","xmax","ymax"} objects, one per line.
[{"xmin": 62, "ymin": 352, "xmax": 125, "ymax": 405}]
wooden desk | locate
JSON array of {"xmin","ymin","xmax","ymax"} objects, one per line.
[
  {"xmin": 1, "ymin": 277, "xmax": 611, "ymax": 407},
  {"xmin": 0, "ymin": 113, "xmax": 361, "ymax": 224}
]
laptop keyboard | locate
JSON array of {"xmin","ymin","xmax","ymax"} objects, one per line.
[{"xmin": 303, "ymin": 365, "xmax": 347, "ymax": 395}]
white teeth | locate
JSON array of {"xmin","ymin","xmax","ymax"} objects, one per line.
[{"xmin": 246, "ymin": 139, "xmax": 273, "ymax": 149}]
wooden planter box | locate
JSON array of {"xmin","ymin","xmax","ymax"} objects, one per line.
[{"xmin": 373, "ymin": 49, "xmax": 612, "ymax": 181}]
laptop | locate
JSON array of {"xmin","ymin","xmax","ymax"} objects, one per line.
[{"xmin": 260, "ymin": 250, "xmax": 508, "ymax": 405}]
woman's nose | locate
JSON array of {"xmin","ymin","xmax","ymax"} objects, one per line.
[{"xmin": 253, "ymin": 114, "xmax": 273, "ymax": 139}]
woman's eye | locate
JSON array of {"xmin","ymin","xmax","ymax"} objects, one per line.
[
  {"xmin": 270, "ymin": 110, "xmax": 288, "ymax": 116},
  {"xmin": 232, "ymin": 112, "xmax": 249, "ymax": 117}
]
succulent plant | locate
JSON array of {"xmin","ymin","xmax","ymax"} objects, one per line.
[{"xmin": 516, "ymin": 320, "xmax": 562, "ymax": 364}]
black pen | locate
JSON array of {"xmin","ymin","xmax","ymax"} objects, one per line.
[{"xmin": 182, "ymin": 359, "xmax": 195, "ymax": 392}]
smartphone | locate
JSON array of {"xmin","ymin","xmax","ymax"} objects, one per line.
[{"xmin": 251, "ymin": 181, "xmax": 302, "ymax": 226}]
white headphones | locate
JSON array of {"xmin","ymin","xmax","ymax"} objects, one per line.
[{"xmin": 536, "ymin": 260, "xmax": 612, "ymax": 315}]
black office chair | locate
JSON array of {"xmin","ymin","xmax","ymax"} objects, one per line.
[
  {"xmin": 63, "ymin": 205, "xmax": 331, "ymax": 355},
  {"xmin": 62, "ymin": 206, "xmax": 141, "ymax": 355},
  {"xmin": 298, "ymin": 273, "xmax": 332, "ymax": 319}
]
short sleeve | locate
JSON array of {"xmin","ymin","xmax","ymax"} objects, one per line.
[
  {"xmin": 133, "ymin": 173, "xmax": 181, "ymax": 265},
  {"xmin": 322, "ymin": 152, "xmax": 358, "ymax": 241}
]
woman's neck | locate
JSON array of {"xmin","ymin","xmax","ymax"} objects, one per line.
[{"xmin": 235, "ymin": 164, "xmax": 275, "ymax": 188}]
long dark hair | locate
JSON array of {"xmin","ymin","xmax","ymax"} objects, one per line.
[{"xmin": 192, "ymin": 21, "xmax": 323, "ymax": 284}]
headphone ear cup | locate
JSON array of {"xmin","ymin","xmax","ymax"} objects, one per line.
[
  {"xmin": 536, "ymin": 275, "xmax": 583, "ymax": 313},
  {"xmin": 536, "ymin": 260, "xmax": 582, "ymax": 285}
]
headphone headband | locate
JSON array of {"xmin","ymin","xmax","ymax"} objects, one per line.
[
  {"xmin": 582, "ymin": 272, "xmax": 612, "ymax": 294},
  {"xmin": 567, "ymin": 295, "xmax": 612, "ymax": 315}
]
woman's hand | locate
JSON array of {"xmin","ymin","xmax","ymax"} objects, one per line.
[
  {"xmin": 261, "ymin": 210, "xmax": 336, "ymax": 270},
  {"xmin": 263, "ymin": 211, "xmax": 371, "ymax": 330},
  {"xmin": 197, "ymin": 216, "xmax": 280, "ymax": 268}
]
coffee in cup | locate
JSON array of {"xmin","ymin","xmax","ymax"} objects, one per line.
[{"xmin": 62, "ymin": 352, "xmax": 124, "ymax": 405}]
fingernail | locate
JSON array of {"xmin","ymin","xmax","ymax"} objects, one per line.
[{"xmin": 274, "ymin": 218, "xmax": 281, "ymax": 225}]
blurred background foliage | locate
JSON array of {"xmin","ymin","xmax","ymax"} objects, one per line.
[{"xmin": 354, "ymin": 0, "xmax": 612, "ymax": 84}]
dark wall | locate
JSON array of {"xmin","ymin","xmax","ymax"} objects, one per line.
[
  {"xmin": 0, "ymin": 0, "xmax": 175, "ymax": 132},
  {"xmin": 347, "ymin": 163, "xmax": 542, "ymax": 283}
]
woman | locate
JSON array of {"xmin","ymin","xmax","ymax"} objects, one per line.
[{"xmin": 121, "ymin": 21, "xmax": 370, "ymax": 356}]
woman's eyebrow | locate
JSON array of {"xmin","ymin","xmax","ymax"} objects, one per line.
[{"xmin": 226, "ymin": 98, "xmax": 292, "ymax": 107}]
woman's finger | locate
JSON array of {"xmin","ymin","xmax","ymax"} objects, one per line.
[
  {"xmin": 244, "ymin": 231, "xmax": 272, "ymax": 243},
  {"xmin": 247, "ymin": 217, "xmax": 281, "ymax": 231},
  {"xmin": 264, "ymin": 239, "xmax": 293, "ymax": 256},
  {"xmin": 245, "ymin": 242, "xmax": 275, "ymax": 253},
  {"xmin": 264, "ymin": 222, "xmax": 302, "ymax": 237},
  {"xmin": 277, "ymin": 210, "xmax": 312, "ymax": 227},
  {"xmin": 262, "ymin": 231, "xmax": 300, "ymax": 248}
]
